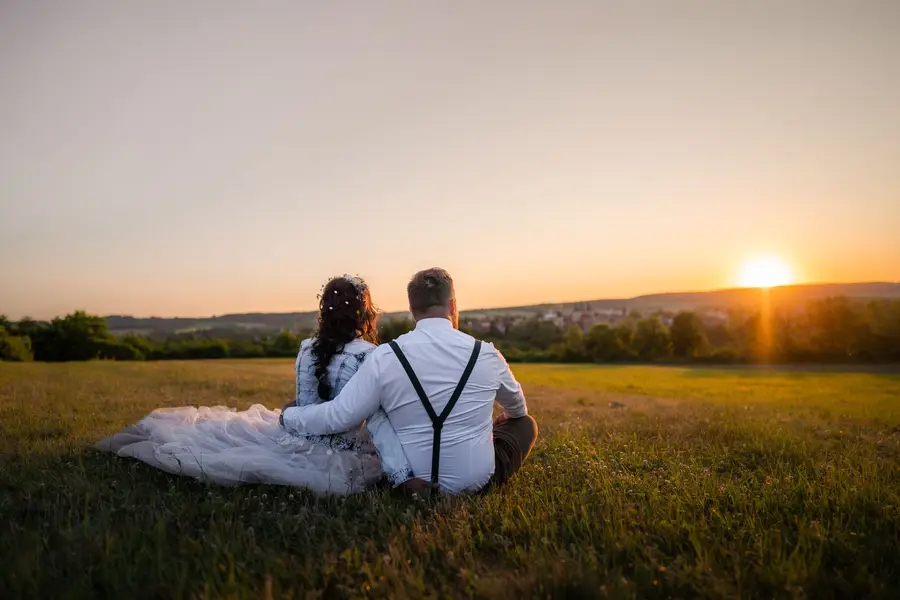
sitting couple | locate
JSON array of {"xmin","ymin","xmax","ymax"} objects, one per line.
[{"xmin": 98, "ymin": 268, "xmax": 538, "ymax": 495}]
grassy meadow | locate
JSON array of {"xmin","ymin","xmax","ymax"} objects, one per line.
[{"xmin": 1, "ymin": 360, "xmax": 899, "ymax": 599}]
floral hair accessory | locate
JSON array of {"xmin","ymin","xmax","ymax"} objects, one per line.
[
  {"xmin": 340, "ymin": 274, "xmax": 367, "ymax": 296},
  {"xmin": 317, "ymin": 274, "xmax": 369, "ymax": 305}
]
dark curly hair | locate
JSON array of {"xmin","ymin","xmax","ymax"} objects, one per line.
[{"xmin": 311, "ymin": 276, "xmax": 379, "ymax": 400}]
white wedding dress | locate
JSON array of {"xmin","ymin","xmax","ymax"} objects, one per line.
[
  {"xmin": 96, "ymin": 338, "xmax": 402, "ymax": 494},
  {"xmin": 95, "ymin": 404, "xmax": 382, "ymax": 493}
]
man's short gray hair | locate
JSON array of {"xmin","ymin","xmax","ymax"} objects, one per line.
[{"xmin": 407, "ymin": 268, "xmax": 454, "ymax": 313}]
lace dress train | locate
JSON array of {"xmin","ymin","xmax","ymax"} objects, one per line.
[{"xmin": 96, "ymin": 404, "xmax": 383, "ymax": 494}]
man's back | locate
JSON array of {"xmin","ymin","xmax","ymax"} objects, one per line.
[{"xmin": 375, "ymin": 319, "xmax": 516, "ymax": 492}]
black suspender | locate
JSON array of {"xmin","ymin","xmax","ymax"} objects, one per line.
[{"xmin": 389, "ymin": 340, "xmax": 482, "ymax": 490}]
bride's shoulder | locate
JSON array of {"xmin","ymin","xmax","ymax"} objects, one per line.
[
  {"xmin": 296, "ymin": 338, "xmax": 318, "ymax": 361},
  {"xmin": 344, "ymin": 338, "xmax": 377, "ymax": 354}
]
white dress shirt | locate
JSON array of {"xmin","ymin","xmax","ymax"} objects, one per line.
[{"xmin": 282, "ymin": 318, "xmax": 528, "ymax": 493}]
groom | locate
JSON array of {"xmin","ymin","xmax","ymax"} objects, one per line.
[{"xmin": 282, "ymin": 268, "xmax": 538, "ymax": 494}]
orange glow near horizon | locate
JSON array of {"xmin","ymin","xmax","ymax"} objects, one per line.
[{"xmin": 737, "ymin": 256, "xmax": 796, "ymax": 289}]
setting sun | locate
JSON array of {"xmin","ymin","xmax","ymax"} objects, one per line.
[{"xmin": 738, "ymin": 256, "xmax": 795, "ymax": 288}]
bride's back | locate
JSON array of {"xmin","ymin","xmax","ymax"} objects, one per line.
[{"xmin": 294, "ymin": 337, "xmax": 376, "ymax": 406}]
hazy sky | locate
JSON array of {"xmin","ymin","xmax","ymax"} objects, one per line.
[{"xmin": 1, "ymin": 1, "xmax": 898, "ymax": 319}]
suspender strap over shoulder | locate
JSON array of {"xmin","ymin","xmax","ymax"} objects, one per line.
[{"xmin": 389, "ymin": 340, "xmax": 482, "ymax": 490}]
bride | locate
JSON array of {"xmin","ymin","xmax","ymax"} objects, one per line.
[{"xmin": 96, "ymin": 275, "xmax": 413, "ymax": 494}]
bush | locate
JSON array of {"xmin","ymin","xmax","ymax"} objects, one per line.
[
  {"xmin": 97, "ymin": 340, "xmax": 145, "ymax": 361},
  {"xmin": 266, "ymin": 330, "xmax": 300, "ymax": 357},
  {"xmin": 379, "ymin": 318, "xmax": 414, "ymax": 344},
  {"xmin": 161, "ymin": 339, "xmax": 230, "ymax": 360},
  {"xmin": 670, "ymin": 312, "xmax": 707, "ymax": 358},
  {"xmin": 30, "ymin": 311, "xmax": 115, "ymax": 362},
  {"xmin": 695, "ymin": 347, "xmax": 744, "ymax": 364},
  {"xmin": 230, "ymin": 339, "xmax": 268, "ymax": 358},
  {"xmin": 585, "ymin": 324, "xmax": 633, "ymax": 362},
  {"xmin": 633, "ymin": 317, "xmax": 672, "ymax": 361},
  {"xmin": 0, "ymin": 327, "xmax": 34, "ymax": 362}
]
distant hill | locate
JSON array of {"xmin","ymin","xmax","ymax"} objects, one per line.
[
  {"xmin": 461, "ymin": 282, "xmax": 900, "ymax": 316},
  {"xmin": 628, "ymin": 282, "xmax": 900, "ymax": 310},
  {"xmin": 105, "ymin": 282, "xmax": 900, "ymax": 336}
]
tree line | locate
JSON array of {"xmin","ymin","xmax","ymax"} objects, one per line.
[
  {"xmin": 1, "ymin": 297, "xmax": 898, "ymax": 364},
  {"xmin": 0, "ymin": 312, "xmax": 311, "ymax": 362},
  {"xmin": 481, "ymin": 297, "xmax": 900, "ymax": 364}
]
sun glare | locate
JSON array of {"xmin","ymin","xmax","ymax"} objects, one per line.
[{"xmin": 738, "ymin": 256, "xmax": 795, "ymax": 288}]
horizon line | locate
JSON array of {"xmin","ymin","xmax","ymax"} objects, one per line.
[{"xmin": 13, "ymin": 280, "xmax": 897, "ymax": 323}]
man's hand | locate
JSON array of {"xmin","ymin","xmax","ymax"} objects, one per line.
[
  {"xmin": 400, "ymin": 477, "xmax": 437, "ymax": 497},
  {"xmin": 493, "ymin": 411, "xmax": 511, "ymax": 426}
]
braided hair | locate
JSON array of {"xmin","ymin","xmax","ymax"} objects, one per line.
[{"xmin": 311, "ymin": 275, "xmax": 379, "ymax": 400}]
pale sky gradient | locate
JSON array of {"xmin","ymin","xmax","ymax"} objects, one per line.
[{"xmin": 1, "ymin": 1, "xmax": 898, "ymax": 319}]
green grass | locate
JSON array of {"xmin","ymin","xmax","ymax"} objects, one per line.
[{"xmin": 1, "ymin": 361, "xmax": 899, "ymax": 599}]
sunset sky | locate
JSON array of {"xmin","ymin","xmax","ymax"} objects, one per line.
[{"xmin": 1, "ymin": 1, "xmax": 898, "ymax": 320}]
